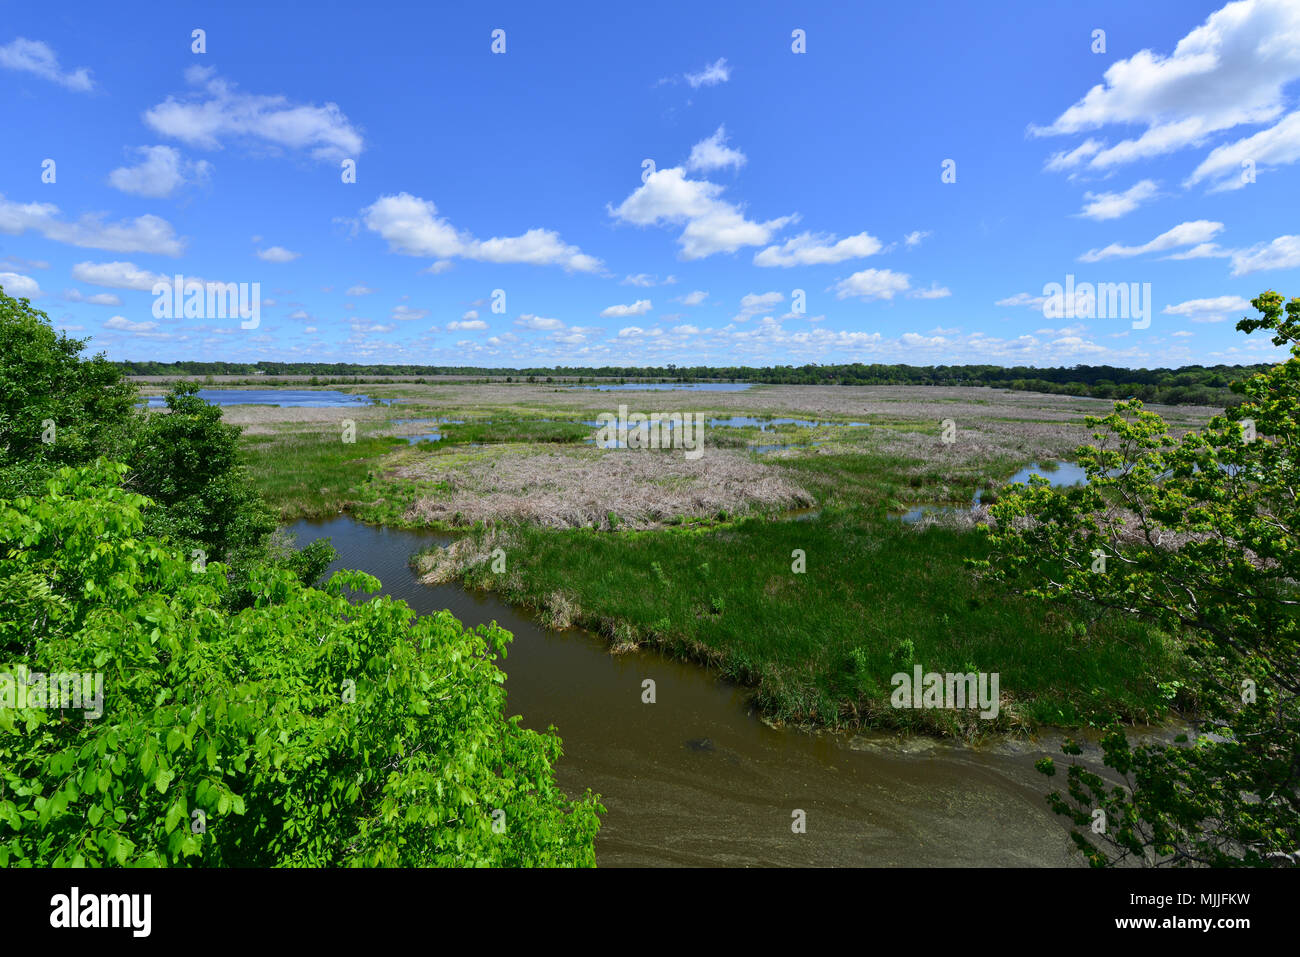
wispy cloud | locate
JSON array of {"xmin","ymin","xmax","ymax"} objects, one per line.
[
  {"xmin": 1162, "ymin": 295, "xmax": 1251, "ymax": 322},
  {"xmin": 685, "ymin": 57, "xmax": 730, "ymax": 88},
  {"xmin": 755, "ymin": 231, "xmax": 883, "ymax": 267},
  {"xmin": 0, "ymin": 38, "xmax": 93, "ymax": 91},
  {"xmin": 1076, "ymin": 180, "xmax": 1159, "ymax": 221},
  {"xmin": 257, "ymin": 245, "xmax": 300, "ymax": 263},
  {"xmin": 1230, "ymin": 234, "xmax": 1300, "ymax": 275},
  {"xmin": 1079, "ymin": 220, "xmax": 1222, "ymax": 262},
  {"xmin": 0, "ymin": 196, "xmax": 185, "ymax": 256},
  {"xmin": 145, "ymin": 66, "xmax": 364, "ymax": 162}
]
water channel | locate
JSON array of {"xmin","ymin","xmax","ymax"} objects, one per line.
[{"xmin": 287, "ymin": 515, "xmax": 1084, "ymax": 867}]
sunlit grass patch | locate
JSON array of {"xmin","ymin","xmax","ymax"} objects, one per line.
[{"xmin": 242, "ymin": 428, "xmax": 405, "ymax": 519}]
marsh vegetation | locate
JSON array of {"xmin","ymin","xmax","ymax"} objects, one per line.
[{"xmin": 228, "ymin": 378, "xmax": 1219, "ymax": 737}]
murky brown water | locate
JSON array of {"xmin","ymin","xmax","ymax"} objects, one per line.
[{"xmin": 288, "ymin": 516, "xmax": 1083, "ymax": 867}]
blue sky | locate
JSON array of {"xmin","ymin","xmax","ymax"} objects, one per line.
[{"xmin": 2, "ymin": 0, "xmax": 1299, "ymax": 368}]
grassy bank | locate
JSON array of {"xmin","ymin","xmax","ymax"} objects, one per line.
[{"xmin": 416, "ymin": 510, "xmax": 1185, "ymax": 737}]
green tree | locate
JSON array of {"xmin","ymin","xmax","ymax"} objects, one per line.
[
  {"xmin": 0, "ymin": 287, "xmax": 325, "ymax": 607},
  {"xmin": 978, "ymin": 290, "xmax": 1299, "ymax": 867},
  {"xmin": 127, "ymin": 383, "xmax": 275, "ymax": 582},
  {"xmin": 0, "ymin": 285, "xmax": 136, "ymax": 495},
  {"xmin": 0, "ymin": 461, "xmax": 603, "ymax": 866}
]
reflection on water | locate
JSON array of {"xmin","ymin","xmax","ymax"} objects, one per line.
[
  {"xmin": 975, "ymin": 461, "xmax": 1089, "ymax": 504},
  {"xmin": 142, "ymin": 389, "xmax": 385, "ymax": 408},
  {"xmin": 285, "ymin": 515, "xmax": 1079, "ymax": 867},
  {"xmin": 896, "ymin": 461, "xmax": 1088, "ymax": 523}
]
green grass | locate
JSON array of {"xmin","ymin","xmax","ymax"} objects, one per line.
[
  {"xmin": 439, "ymin": 418, "xmax": 592, "ymax": 444},
  {"xmin": 438, "ymin": 510, "xmax": 1185, "ymax": 737},
  {"xmin": 242, "ymin": 431, "xmax": 406, "ymax": 520}
]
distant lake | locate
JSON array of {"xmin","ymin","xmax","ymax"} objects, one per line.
[
  {"xmin": 570, "ymin": 383, "xmax": 753, "ymax": 392},
  {"xmin": 141, "ymin": 389, "xmax": 385, "ymax": 408}
]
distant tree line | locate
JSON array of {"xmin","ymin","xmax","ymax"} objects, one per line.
[{"xmin": 116, "ymin": 360, "xmax": 1273, "ymax": 407}]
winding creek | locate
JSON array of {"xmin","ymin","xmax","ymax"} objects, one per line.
[{"xmin": 287, "ymin": 515, "xmax": 1087, "ymax": 867}]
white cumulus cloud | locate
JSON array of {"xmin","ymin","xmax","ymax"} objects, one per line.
[
  {"xmin": 1186, "ymin": 110, "xmax": 1300, "ymax": 190},
  {"xmin": 108, "ymin": 146, "xmax": 210, "ymax": 198},
  {"xmin": 1033, "ymin": 0, "xmax": 1300, "ymax": 170},
  {"xmin": 834, "ymin": 268, "xmax": 911, "ymax": 301},
  {"xmin": 600, "ymin": 299, "xmax": 652, "ymax": 318},
  {"xmin": 609, "ymin": 167, "xmax": 795, "ymax": 260},
  {"xmin": 363, "ymin": 192, "xmax": 601, "ymax": 272},
  {"xmin": 70, "ymin": 261, "xmax": 167, "ymax": 290},
  {"xmin": 0, "ymin": 272, "xmax": 41, "ymax": 297},
  {"xmin": 685, "ymin": 125, "xmax": 747, "ymax": 172},
  {"xmin": 754, "ymin": 231, "xmax": 883, "ymax": 267}
]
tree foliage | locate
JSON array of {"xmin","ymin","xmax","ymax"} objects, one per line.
[
  {"xmin": 0, "ymin": 283, "xmax": 604, "ymax": 867},
  {"xmin": 0, "ymin": 286, "xmax": 324, "ymax": 608},
  {"xmin": 125, "ymin": 383, "xmax": 278, "ymax": 600},
  {"xmin": 0, "ymin": 286, "xmax": 136, "ymax": 496},
  {"xmin": 978, "ymin": 290, "xmax": 1300, "ymax": 866},
  {"xmin": 0, "ymin": 461, "xmax": 603, "ymax": 866}
]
